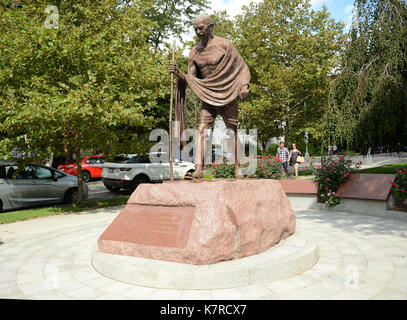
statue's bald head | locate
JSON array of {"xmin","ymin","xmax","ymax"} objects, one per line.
[
  {"xmin": 194, "ymin": 14, "xmax": 213, "ymax": 26},
  {"xmin": 193, "ymin": 14, "xmax": 214, "ymax": 41}
]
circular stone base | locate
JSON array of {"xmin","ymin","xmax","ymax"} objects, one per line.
[{"xmin": 91, "ymin": 234, "xmax": 319, "ymax": 289}]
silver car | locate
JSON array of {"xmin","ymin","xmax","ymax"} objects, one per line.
[{"xmin": 0, "ymin": 162, "xmax": 88, "ymax": 212}]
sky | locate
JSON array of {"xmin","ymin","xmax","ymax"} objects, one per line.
[
  {"xmin": 179, "ymin": 0, "xmax": 356, "ymax": 54},
  {"xmin": 207, "ymin": 0, "xmax": 356, "ymax": 30}
]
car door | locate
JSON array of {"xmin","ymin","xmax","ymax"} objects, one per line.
[
  {"xmin": 30, "ymin": 166, "xmax": 65, "ymax": 204},
  {"xmin": 173, "ymin": 159, "xmax": 191, "ymax": 179},
  {"xmin": 92, "ymin": 157, "xmax": 105, "ymax": 178},
  {"xmin": 148, "ymin": 153, "xmax": 170, "ymax": 181},
  {"xmin": 2, "ymin": 165, "xmax": 42, "ymax": 209}
]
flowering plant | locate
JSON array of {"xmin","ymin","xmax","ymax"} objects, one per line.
[
  {"xmin": 389, "ymin": 168, "xmax": 407, "ymax": 203},
  {"xmin": 247, "ymin": 155, "xmax": 282, "ymax": 179},
  {"xmin": 313, "ymin": 156, "xmax": 360, "ymax": 204},
  {"xmin": 320, "ymin": 191, "xmax": 340, "ymax": 207}
]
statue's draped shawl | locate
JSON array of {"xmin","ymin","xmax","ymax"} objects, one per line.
[{"xmin": 175, "ymin": 39, "xmax": 250, "ymax": 155}]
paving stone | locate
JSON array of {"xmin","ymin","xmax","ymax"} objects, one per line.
[
  {"xmin": 371, "ymin": 288, "xmax": 407, "ymax": 300},
  {"xmin": 67, "ymin": 286, "xmax": 102, "ymax": 300},
  {"xmin": 148, "ymin": 288, "xmax": 184, "ymax": 300},
  {"xmin": 100, "ymin": 281, "xmax": 136, "ymax": 295},
  {"xmin": 180, "ymin": 289, "xmax": 213, "ymax": 300},
  {"xmin": 0, "ymin": 206, "xmax": 407, "ymax": 300},
  {"xmin": 17, "ymin": 272, "xmax": 44, "ymax": 284},
  {"xmin": 323, "ymin": 289, "xmax": 372, "ymax": 300},
  {"xmin": 95, "ymin": 293, "xmax": 131, "ymax": 300},
  {"xmin": 211, "ymin": 288, "xmax": 245, "ymax": 300},
  {"xmin": 0, "ymin": 280, "xmax": 21, "ymax": 297},
  {"xmin": 122, "ymin": 286, "xmax": 158, "ymax": 299},
  {"xmin": 236, "ymin": 285, "xmax": 274, "ymax": 299}
]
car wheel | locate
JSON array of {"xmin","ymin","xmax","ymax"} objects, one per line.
[
  {"xmin": 131, "ymin": 174, "xmax": 150, "ymax": 192},
  {"xmin": 185, "ymin": 170, "xmax": 195, "ymax": 178},
  {"xmin": 0, "ymin": 200, "xmax": 3, "ymax": 213},
  {"xmin": 82, "ymin": 171, "xmax": 90, "ymax": 183},
  {"xmin": 64, "ymin": 188, "xmax": 78, "ymax": 204},
  {"xmin": 106, "ymin": 185, "xmax": 121, "ymax": 193}
]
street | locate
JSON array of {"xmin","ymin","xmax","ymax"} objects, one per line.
[{"xmin": 86, "ymin": 180, "xmax": 132, "ymax": 201}]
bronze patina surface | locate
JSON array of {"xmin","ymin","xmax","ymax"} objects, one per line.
[{"xmin": 170, "ymin": 15, "xmax": 250, "ymax": 179}]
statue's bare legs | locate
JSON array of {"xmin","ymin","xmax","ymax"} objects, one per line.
[{"xmin": 192, "ymin": 122, "xmax": 243, "ymax": 179}]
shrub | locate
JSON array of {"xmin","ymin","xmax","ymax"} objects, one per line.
[
  {"xmin": 320, "ymin": 191, "xmax": 340, "ymax": 207},
  {"xmin": 313, "ymin": 155, "xmax": 361, "ymax": 204},
  {"xmin": 247, "ymin": 155, "xmax": 283, "ymax": 179},
  {"xmin": 266, "ymin": 143, "xmax": 279, "ymax": 156},
  {"xmin": 389, "ymin": 168, "xmax": 407, "ymax": 203},
  {"xmin": 206, "ymin": 155, "xmax": 283, "ymax": 180}
]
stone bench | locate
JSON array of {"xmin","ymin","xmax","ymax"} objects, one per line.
[
  {"xmin": 334, "ymin": 173, "xmax": 396, "ymax": 217},
  {"xmin": 278, "ymin": 180, "xmax": 319, "ymax": 210}
]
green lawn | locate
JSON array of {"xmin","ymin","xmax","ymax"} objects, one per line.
[
  {"xmin": 361, "ymin": 163, "xmax": 407, "ymax": 174},
  {"xmin": 0, "ymin": 196, "xmax": 130, "ymax": 224}
]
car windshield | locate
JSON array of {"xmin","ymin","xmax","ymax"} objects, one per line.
[{"xmin": 121, "ymin": 155, "xmax": 150, "ymax": 164}]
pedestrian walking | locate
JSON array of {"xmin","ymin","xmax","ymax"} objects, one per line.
[
  {"xmin": 289, "ymin": 143, "xmax": 304, "ymax": 178},
  {"xmin": 276, "ymin": 141, "xmax": 289, "ymax": 176}
]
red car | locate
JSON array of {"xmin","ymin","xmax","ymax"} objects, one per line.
[{"xmin": 58, "ymin": 156, "xmax": 106, "ymax": 182}]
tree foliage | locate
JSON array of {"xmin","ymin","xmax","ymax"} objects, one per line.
[
  {"xmin": 323, "ymin": 0, "xmax": 407, "ymax": 153},
  {"xmin": 0, "ymin": 0, "xmax": 167, "ymax": 202},
  {"xmin": 209, "ymin": 0, "xmax": 345, "ymax": 150},
  {"xmin": 142, "ymin": 0, "xmax": 209, "ymax": 48}
]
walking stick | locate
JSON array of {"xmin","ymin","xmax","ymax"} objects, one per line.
[{"xmin": 169, "ymin": 41, "xmax": 176, "ymax": 181}]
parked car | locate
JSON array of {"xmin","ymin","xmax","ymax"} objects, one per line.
[
  {"xmin": 0, "ymin": 162, "xmax": 88, "ymax": 212},
  {"xmin": 58, "ymin": 155, "xmax": 106, "ymax": 182},
  {"xmin": 102, "ymin": 153, "xmax": 195, "ymax": 192}
]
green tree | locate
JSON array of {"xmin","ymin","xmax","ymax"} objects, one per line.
[
  {"xmin": 0, "ymin": 0, "xmax": 167, "ymax": 203},
  {"xmin": 141, "ymin": 0, "xmax": 209, "ymax": 48},
  {"xmin": 323, "ymin": 0, "xmax": 407, "ymax": 153},
  {"xmin": 209, "ymin": 1, "xmax": 345, "ymax": 150}
]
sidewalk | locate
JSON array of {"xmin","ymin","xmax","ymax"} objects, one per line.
[
  {"xmin": 0, "ymin": 206, "xmax": 123, "ymax": 241},
  {"xmin": 1, "ymin": 206, "xmax": 407, "ymax": 299}
]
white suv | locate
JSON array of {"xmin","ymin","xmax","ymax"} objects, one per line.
[{"xmin": 102, "ymin": 153, "xmax": 195, "ymax": 192}]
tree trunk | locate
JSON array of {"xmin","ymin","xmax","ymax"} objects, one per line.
[{"xmin": 75, "ymin": 147, "xmax": 83, "ymax": 204}]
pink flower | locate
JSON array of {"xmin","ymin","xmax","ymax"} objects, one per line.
[
  {"xmin": 360, "ymin": 161, "xmax": 363, "ymax": 164},
  {"xmin": 402, "ymin": 189, "xmax": 405, "ymax": 192},
  {"xmin": 326, "ymin": 177, "xmax": 330, "ymax": 181},
  {"xmin": 213, "ymin": 172, "xmax": 216, "ymax": 175},
  {"xmin": 288, "ymin": 170, "xmax": 291, "ymax": 174},
  {"xmin": 254, "ymin": 174, "xmax": 257, "ymax": 177},
  {"xmin": 325, "ymin": 187, "xmax": 328, "ymax": 190}
]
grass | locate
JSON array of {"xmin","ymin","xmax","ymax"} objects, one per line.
[
  {"xmin": 361, "ymin": 163, "xmax": 407, "ymax": 174},
  {"xmin": 0, "ymin": 195, "xmax": 130, "ymax": 224}
]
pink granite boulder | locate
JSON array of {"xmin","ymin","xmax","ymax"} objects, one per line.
[{"xmin": 98, "ymin": 179, "xmax": 296, "ymax": 265}]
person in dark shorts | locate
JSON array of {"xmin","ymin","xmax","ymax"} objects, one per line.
[{"xmin": 289, "ymin": 143, "xmax": 303, "ymax": 178}]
